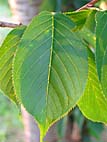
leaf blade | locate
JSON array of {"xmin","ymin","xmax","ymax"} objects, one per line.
[
  {"xmin": 0, "ymin": 26, "xmax": 26, "ymax": 104},
  {"xmin": 96, "ymin": 11, "xmax": 107, "ymax": 80},
  {"xmin": 78, "ymin": 49, "xmax": 107, "ymax": 123},
  {"xmin": 96, "ymin": 11, "xmax": 107, "ymax": 98},
  {"xmin": 13, "ymin": 11, "xmax": 88, "ymax": 138}
]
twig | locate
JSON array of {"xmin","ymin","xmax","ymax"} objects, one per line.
[
  {"xmin": 77, "ymin": 0, "xmax": 99, "ymax": 11},
  {"xmin": 0, "ymin": 21, "xmax": 22, "ymax": 28}
]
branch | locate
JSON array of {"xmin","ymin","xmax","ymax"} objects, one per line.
[
  {"xmin": 0, "ymin": 21, "xmax": 22, "ymax": 28},
  {"xmin": 77, "ymin": 0, "xmax": 99, "ymax": 11},
  {"xmin": 0, "ymin": 0, "xmax": 99, "ymax": 28}
]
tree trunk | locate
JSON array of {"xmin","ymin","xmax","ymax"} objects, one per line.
[
  {"xmin": 21, "ymin": 106, "xmax": 40, "ymax": 142},
  {"xmin": 9, "ymin": 0, "xmax": 42, "ymax": 25},
  {"xmin": 8, "ymin": 0, "xmax": 57, "ymax": 142}
]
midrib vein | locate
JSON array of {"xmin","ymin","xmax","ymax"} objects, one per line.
[
  {"xmin": 47, "ymin": 14, "xmax": 55, "ymax": 93},
  {"xmin": 46, "ymin": 13, "xmax": 55, "ymax": 124}
]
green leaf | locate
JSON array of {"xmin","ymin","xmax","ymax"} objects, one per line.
[
  {"xmin": 78, "ymin": 49, "xmax": 107, "ymax": 123},
  {"xmin": 101, "ymin": 49, "xmax": 107, "ymax": 97},
  {"xmin": 96, "ymin": 11, "xmax": 107, "ymax": 79},
  {"xmin": 78, "ymin": 10, "xmax": 97, "ymax": 48},
  {"xmin": 65, "ymin": 9, "xmax": 91, "ymax": 30},
  {"xmin": 87, "ymin": 121, "xmax": 104, "ymax": 139},
  {"xmin": 57, "ymin": 117, "xmax": 67, "ymax": 141},
  {"xmin": 96, "ymin": 11, "xmax": 107, "ymax": 97},
  {"xmin": 13, "ymin": 11, "xmax": 88, "ymax": 140},
  {"xmin": 0, "ymin": 26, "xmax": 26, "ymax": 104},
  {"xmin": 65, "ymin": 9, "xmax": 97, "ymax": 48}
]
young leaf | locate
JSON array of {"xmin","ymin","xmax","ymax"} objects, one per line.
[
  {"xmin": 0, "ymin": 26, "xmax": 26, "ymax": 104},
  {"xmin": 78, "ymin": 49, "xmax": 107, "ymax": 123},
  {"xmin": 13, "ymin": 11, "xmax": 88, "ymax": 140}
]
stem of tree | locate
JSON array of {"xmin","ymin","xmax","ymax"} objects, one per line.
[{"xmin": 0, "ymin": 21, "xmax": 22, "ymax": 28}]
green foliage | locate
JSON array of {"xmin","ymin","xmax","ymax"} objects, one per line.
[
  {"xmin": 0, "ymin": 26, "xmax": 26, "ymax": 104},
  {"xmin": 0, "ymin": 0, "xmax": 8, "ymax": 5},
  {"xmin": 87, "ymin": 121, "xmax": 104, "ymax": 139},
  {"xmin": 0, "ymin": 94, "xmax": 24, "ymax": 142},
  {"xmin": 96, "ymin": 11, "xmax": 107, "ymax": 97},
  {"xmin": 40, "ymin": 0, "xmax": 92, "ymax": 12},
  {"xmin": 13, "ymin": 11, "xmax": 88, "ymax": 139},
  {"xmin": 57, "ymin": 116, "xmax": 67, "ymax": 141},
  {"xmin": 1, "ymin": 8, "xmax": 107, "ymax": 141},
  {"xmin": 40, "ymin": 0, "xmax": 62, "ymax": 12},
  {"xmin": 39, "ymin": 0, "xmax": 57, "ymax": 12},
  {"xmin": 65, "ymin": 9, "xmax": 90, "ymax": 30},
  {"xmin": 78, "ymin": 49, "xmax": 107, "ymax": 123},
  {"xmin": 77, "ymin": 9, "xmax": 96, "ymax": 48},
  {"xmin": 69, "ymin": 108, "xmax": 104, "ymax": 141}
]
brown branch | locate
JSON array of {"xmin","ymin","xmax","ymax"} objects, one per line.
[
  {"xmin": 0, "ymin": 21, "xmax": 22, "ymax": 28},
  {"xmin": 77, "ymin": 0, "xmax": 99, "ymax": 11}
]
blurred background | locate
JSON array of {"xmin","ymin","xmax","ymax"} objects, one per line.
[{"xmin": 0, "ymin": 0, "xmax": 107, "ymax": 142}]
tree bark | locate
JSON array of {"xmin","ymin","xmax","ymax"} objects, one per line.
[
  {"xmin": 9, "ymin": 0, "xmax": 42, "ymax": 25},
  {"xmin": 21, "ymin": 107, "xmax": 40, "ymax": 142},
  {"xmin": 8, "ymin": 0, "xmax": 57, "ymax": 142}
]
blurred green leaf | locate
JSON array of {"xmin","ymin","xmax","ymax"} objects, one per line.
[
  {"xmin": 57, "ymin": 117, "xmax": 67, "ymax": 141},
  {"xmin": 87, "ymin": 121, "xmax": 104, "ymax": 139},
  {"xmin": 39, "ymin": 0, "xmax": 57, "ymax": 12}
]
